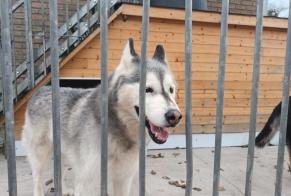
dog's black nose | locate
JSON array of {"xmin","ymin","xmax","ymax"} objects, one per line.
[{"xmin": 165, "ymin": 109, "xmax": 182, "ymax": 126}]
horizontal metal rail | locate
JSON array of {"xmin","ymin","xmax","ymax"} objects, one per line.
[
  {"xmin": 11, "ymin": 0, "xmax": 24, "ymax": 13},
  {"xmin": 18, "ymin": 0, "xmax": 100, "ymax": 78},
  {"xmin": 0, "ymin": 0, "xmax": 111, "ymax": 114},
  {"xmin": 34, "ymin": 0, "xmax": 115, "ymax": 62},
  {"xmin": 0, "ymin": 0, "xmax": 122, "ymax": 114}
]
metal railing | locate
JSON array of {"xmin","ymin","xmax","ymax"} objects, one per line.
[
  {"xmin": 1, "ymin": 1, "xmax": 17, "ymax": 196},
  {"xmin": 139, "ymin": 0, "xmax": 149, "ymax": 195},
  {"xmin": 100, "ymin": 0, "xmax": 109, "ymax": 195},
  {"xmin": 185, "ymin": 0, "xmax": 193, "ymax": 195},
  {"xmin": 245, "ymin": 0, "xmax": 264, "ymax": 195},
  {"xmin": 275, "ymin": 1, "xmax": 291, "ymax": 195},
  {"xmin": 212, "ymin": 0, "xmax": 229, "ymax": 195},
  {"xmin": 1, "ymin": 0, "xmax": 291, "ymax": 196},
  {"xmin": 0, "ymin": 0, "xmax": 108, "ymax": 114},
  {"xmin": 49, "ymin": 0, "xmax": 62, "ymax": 195}
]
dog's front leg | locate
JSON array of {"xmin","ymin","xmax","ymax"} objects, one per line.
[
  {"xmin": 128, "ymin": 172, "xmax": 150, "ymax": 196},
  {"xmin": 111, "ymin": 175, "xmax": 134, "ymax": 196},
  {"xmin": 109, "ymin": 156, "xmax": 138, "ymax": 196}
]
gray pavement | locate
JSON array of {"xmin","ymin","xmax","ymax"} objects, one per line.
[{"xmin": 0, "ymin": 146, "xmax": 290, "ymax": 196}]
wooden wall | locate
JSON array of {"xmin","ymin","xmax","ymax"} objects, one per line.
[{"xmin": 60, "ymin": 14, "xmax": 288, "ymax": 134}]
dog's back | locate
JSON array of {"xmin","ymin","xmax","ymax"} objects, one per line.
[{"xmin": 22, "ymin": 86, "xmax": 93, "ymax": 142}]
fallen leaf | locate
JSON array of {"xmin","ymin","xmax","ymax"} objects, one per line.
[
  {"xmin": 168, "ymin": 180, "xmax": 186, "ymax": 189},
  {"xmin": 162, "ymin": 176, "xmax": 170, "ymax": 180},
  {"xmin": 193, "ymin": 187, "xmax": 202, "ymax": 191},
  {"xmin": 172, "ymin": 152, "xmax": 181, "ymax": 157},
  {"xmin": 147, "ymin": 153, "xmax": 164, "ymax": 158}
]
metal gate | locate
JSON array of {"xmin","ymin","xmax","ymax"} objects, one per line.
[{"xmin": 1, "ymin": 0, "xmax": 291, "ymax": 195}]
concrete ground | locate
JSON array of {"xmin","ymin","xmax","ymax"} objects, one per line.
[{"xmin": 0, "ymin": 146, "xmax": 290, "ymax": 196}]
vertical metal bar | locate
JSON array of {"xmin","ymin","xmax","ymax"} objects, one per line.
[
  {"xmin": 65, "ymin": 0, "xmax": 70, "ymax": 53},
  {"xmin": 100, "ymin": 0, "xmax": 109, "ymax": 195},
  {"xmin": 49, "ymin": 0, "xmax": 62, "ymax": 195},
  {"xmin": 9, "ymin": 0, "xmax": 18, "ymax": 101},
  {"xmin": 139, "ymin": 0, "xmax": 150, "ymax": 195},
  {"xmin": 212, "ymin": 0, "xmax": 229, "ymax": 196},
  {"xmin": 87, "ymin": 0, "xmax": 91, "ymax": 33},
  {"xmin": 245, "ymin": 1, "xmax": 264, "ymax": 196},
  {"xmin": 185, "ymin": 0, "xmax": 193, "ymax": 195},
  {"xmin": 274, "ymin": 1, "xmax": 291, "ymax": 195},
  {"xmin": 24, "ymin": 0, "xmax": 35, "ymax": 89},
  {"xmin": 76, "ymin": 0, "xmax": 81, "ymax": 40},
  {"xmin": 40, "ymin": 0, "xmax": 47, "ymax": 75},
  {"xmin": 0, "ymin": 44, "xmax": 4, "ymax": 114},
  {"xmin": 0, "ymin": 0, "xmax": 18, "ymax": 195}
]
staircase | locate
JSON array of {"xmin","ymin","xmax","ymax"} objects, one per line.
[{"xmin": 0, "ymin": 0, "xmax": 128, "ymax": 114}]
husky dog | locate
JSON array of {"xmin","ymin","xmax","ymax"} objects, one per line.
[
  {"xmin": 255, "ymin": 98, "xmax": 291, "ymax": 170},
  {"xmin": 22, "ymin": 38, "xmax": 182, "ymax": 196}
]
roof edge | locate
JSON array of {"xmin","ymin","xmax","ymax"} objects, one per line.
[{"xmin": 121, "ymin": 4, "xmax": 288, "ymax": 29}]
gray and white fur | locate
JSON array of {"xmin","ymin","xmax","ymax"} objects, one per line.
[{"xmin": 22, "ymin": 38, "xmax": 182, "ymax": 196}]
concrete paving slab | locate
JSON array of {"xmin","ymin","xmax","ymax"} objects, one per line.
[{"xmin": 0, "ymin": 146, "xmax": 290, "ymax": 196}]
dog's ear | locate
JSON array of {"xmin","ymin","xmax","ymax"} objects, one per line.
[
  {"xmin": 120, "ymin": 38, "xmax": 139, "ymax": 69},
  {"xmin": 153, "ymin": 45, "xmax": 166, "ymax": 63}
]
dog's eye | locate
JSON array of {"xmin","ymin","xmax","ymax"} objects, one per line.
[
  {"xmin": 146, "ymin": 87, "xmax": 154, "ymax": 93},
  {"xmin": 169, "ymin": 87, "xmax": 174, "ymax": 94}
]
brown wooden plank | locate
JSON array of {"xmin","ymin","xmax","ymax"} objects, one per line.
[
  {"xmin": 189, "ymin": 114, "xmax": 269, "ymax": 125},
  {"xmin": 75, "ymin": 48, "xmax": 285, "ymax": 65},
  {"xmin": 176, "ymin": 98, "xmax": 281, "ymax": 108},
  {"xmin": 66, "ymin": 58, "xmax": 284, "ymax": 74},
  {"xmin": 175, "ymin": 80, "xmax": 284, "ymax": 90},
  {"xmin": 121, "ymin": 4, "xmax": 288, "ymax": 29},
  {"xmin": 109, "ymin": 16, "xmax": 287, "ymax": 43}
]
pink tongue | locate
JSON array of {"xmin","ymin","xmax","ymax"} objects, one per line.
[{"xmin": 149, "ymin": 122, "xmax": 169, "ymax": 141}]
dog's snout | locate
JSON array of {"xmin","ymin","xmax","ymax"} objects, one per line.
[{"xmin": 165, "ymin": 109, "xmax": 182, "ymax": 126}]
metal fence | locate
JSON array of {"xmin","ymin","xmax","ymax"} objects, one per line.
[{"xmin": 1, "ymin": 0, "xmax": 291, "ymax": 196}]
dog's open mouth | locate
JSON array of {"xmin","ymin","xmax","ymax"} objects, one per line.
[{"xmin": 135, "ymin": 106, "xmax": 169, "ymax": 144}]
